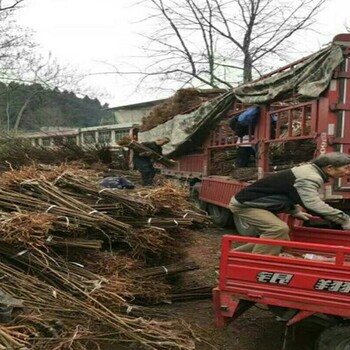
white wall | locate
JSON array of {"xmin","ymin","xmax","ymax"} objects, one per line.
[{"xmin": 113, "ymin": 106, "xmax": 154, "ymax": 124}]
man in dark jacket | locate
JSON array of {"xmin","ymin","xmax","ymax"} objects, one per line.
[
  {"xmin": 229, "ymin": 152, "xmax": 350, "ymax": 255},
  {"xmin": 133, "ymin": 137, "xmax": 170, "ymax": 186}
]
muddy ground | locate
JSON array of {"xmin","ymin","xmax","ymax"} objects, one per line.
[{"xmin": 103, "ymin": 228, "xmax": 325, "ymax": 350}]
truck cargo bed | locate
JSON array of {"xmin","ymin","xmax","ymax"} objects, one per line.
[{"xmin": 214, "ymin": 226, "xmax": 350, "ymax": 328}]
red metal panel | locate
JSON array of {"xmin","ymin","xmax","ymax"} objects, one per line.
[
  {"xmin": 214, "ymin": 233, "xmax": 350, "ymax": 327},
  {"xmin": 161, "ymin": 153, "xmax": 207, "ymax": 178},
  {"xmin": 200, "ymin": 177, "xmax": 248, "ymax": 207},
  {"xmin": 329, "ymin": 56, "xmax": 350, "ymax": 190},
  {"xmin": 178, "ymin": 154, "xmax": 206, "ymax": 173},
  {"xmin": 339, "ymin": 58, "xmax": 350, "ymax": 140},
  {"xmin": 209, "ymin": 121, "xmax": 236, "ymax": 149},
  {"xmin": 291, "ymin": 226, "xmax": 350, "ymax": 247}
]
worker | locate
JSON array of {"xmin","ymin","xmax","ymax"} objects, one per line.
[
  {"xmin": 228, "ymin": 107, "xmax": 259, "ymax": 167},
  {"xmin": 229, "ymin": 152, "xmax": 350, "ymax": 255},
  {"xmin": 133, "ymin": 137, "xmax": 170, "ymax": 186}
]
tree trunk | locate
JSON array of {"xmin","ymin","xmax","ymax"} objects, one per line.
[
  {"xmin": 13, "ymin": 90, "xmax": 42, "ymax": 134},
  {"xmin": 243, "ymin": 52, "xmax": 253, "ymax": 83},
  {"xmin": 13, "ymin": 97, "xmax": 32, "ymax": 134}
]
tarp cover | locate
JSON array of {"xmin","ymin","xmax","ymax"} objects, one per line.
[
  {"xmin": 234, "ymin": 44, "xmax": 344, "ymax": 104},
  {"xmin": 139, "ymin": 43, "xmax": 344, "ymax": 156},
  {"xmin": 138, "ymin": 92, "xmax": 235, "ymax": 156}
]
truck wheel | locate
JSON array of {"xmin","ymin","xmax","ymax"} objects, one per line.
[
  {"xmin": 316, "ymin": 324, "xmax": 350, "ymax": 350},
  {"xmin": 190, "ymin": 182, "xmax": 207, "ymax": 210},
  {"xmin": 208, "ymin": 204, "xmax": 233, "ymax": 227},
  {"xmin": 233, "ymin": 215, "xmax": 258, "ymax": 237}
]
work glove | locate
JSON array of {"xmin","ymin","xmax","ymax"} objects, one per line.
[
  {"xmin": 292, "ymin": 212, "xmax": 313, "ymax": 221},
  {"xmin": 342, "ymin": 220, "xmax": 350, "ymax": 231}
]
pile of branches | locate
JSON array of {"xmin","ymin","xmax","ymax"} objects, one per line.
[
  {"xmin": 0, "ymin": 135, "xmax": 113, "ymax": 172},
  {"xmin": 0, "ymin": 163, "xmax": 211, "ymax": 349},
  {"xmin": 270, "ymin": 138, "xmax": 317, "ymax": 166},
  {"xmin": 209, "ymin": 149, "xmax": 237, "ymax": 176},
  {"xmin": 269, "ymin": 119, "xmax": 317, "ymax": 165},
  {"xmin": 142, "ymin": 88, "xmax": 226, "ymax": 131},
  {"xmin": 118, "ymin": 136, "xmax": 175, "ymax": 167}
]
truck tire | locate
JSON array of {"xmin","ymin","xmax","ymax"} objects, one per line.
[
  {"xmin": 208, "ymin": 204, "xmax": 233, "ymax": 227},
  {"xmin": 233, "ymin": 215, "xmax": 258, "ymax": 237},
  {"xmin": 190, "ymin": 182, "xmax": 207, "ymax": 210},
  {"xmin": 316, "ymin": 324, "xmax": 350, "ymax": 350}
]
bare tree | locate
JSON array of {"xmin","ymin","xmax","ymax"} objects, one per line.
[
  {"xmin": 131, "ymin": 0, "xmax": 325, "ymax": 88},
  {"xmin": 0, "ymin": 7, "xmax": 36, "ymax": 81},
  {"xmin": 0, "ymin": 7, "xmax": 99, "ymax": 133},
  {"xmin": 0, "ymin": 0, "xmax": 24, "ymax": 12},
  {"xmin": 134, "ymin": 0, "xmax": 233, "ymax": 89}
]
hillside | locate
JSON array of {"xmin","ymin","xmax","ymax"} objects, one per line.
[{"xmin": 0, "ymin": 82, "xmax": 113, "ymax": 131}]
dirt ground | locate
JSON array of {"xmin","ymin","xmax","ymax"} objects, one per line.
[
  {"xmin": 163, "ymin": 227, "xmax": 324, "ymax": 350},
  {"xmin": 103, "ymin": 227, "xmax": 325, "ymax": 350}
]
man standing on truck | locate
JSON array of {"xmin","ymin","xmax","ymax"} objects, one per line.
[
  {"xmin": 133, "ymin": 137, "xmax": 170, "ymax": 186},
  {"xmin": 229, "ymin": 152, "xmax": 350, "ymax": 255},
  {"xmin": 228, "ymin": 106, "xmax": 259, "ymax": 167}
]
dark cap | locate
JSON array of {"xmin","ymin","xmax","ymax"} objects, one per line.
[{"xmin": 311, "ymin": 152, "xmax": 350, "ymax": 168}]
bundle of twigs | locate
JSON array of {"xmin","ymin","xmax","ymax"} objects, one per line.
[
  {"xmin": 118, "ymin": 304, "xmax": 174, "ymax": 320},
  {"xmin": 56, "ymin": 172, "xmax": 155, "ymax": 216},
  {"xmin": 127, "ymin": 227, "xmax": 176, "ymax": 261},
  {"xmin": 0, "ymin": 187, "xmax": 132, "ymax": 238},
  {"xmin": 0, "ymin": 255, "xmax": 196, "ymax": 350},
  {"xmin": 0, "ymin": 135, "xmax": 113, "ymax": 171},
  {"xmin": 209, "ymin": 149, "xmax": 237, "ymax": 176},
  {"xmin": 95, "ymin": 274, "xmax": 172, "ymax": 306},
  {"xmin": 178, "ymin": 210, "xmax": 211, "ymax": 227},
  {"xmin": 231, "ymin": 167, "xmax": 258, "ymax": 181},
  {"xmin": 271, "ymin": 139, "xmax": 316, "ymax": 165},
  {"xmin": 0, "ymin": 162, "xmax": 101, "ymax": 186},
  {"xmin": 128, "ymin": 261, "xmax": 199, "ymax": 279},
  {"xmin": 131, "ymin": 216, "xmax": 208, "ymax": 229},
  {"xmin": 269, "ymin": 120, "xmax": 316, "ymax": 165},
  {"xmin": 118, "ymin": 136, "xmax": 174, "ymax": 168},
  {"xmin": 136, "ymin": 183, "xmax": 193, "ymax": 215},
  {"xmin": 90, "ymin": 203, "xmax": 128, "ymax": 216},
  {"xmin": 46, "ymin": 236, "xmax": 103, "ymax": 250},
  {"xmin": 0, "ymin": 164, "xmax": 209, "ymax": 257},
  {"xmin": 0, "ymin": 211, "xmax": 83, "ymax": 247},
  {"xmin": 116, "ymin": 217, "xmax": 195, "ymax": 228},
  {"xmin": 83, "ymin": 252, "xmax": 141, "ymax": 276},
  {"xmin": 170, "ymin": 286, "xmax": 213, "ymax": 302},
  {"xmin": 141, "ymin": 88, "xmax": 225, "ymax": 131},
  {"xmin": 0, "ymin": 163, "xmax": 212, "ymax": 349}
]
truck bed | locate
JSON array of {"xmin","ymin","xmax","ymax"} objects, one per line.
[{"xmin": 214, "ymin": 226, "xmax": 350, "ymax": 328}]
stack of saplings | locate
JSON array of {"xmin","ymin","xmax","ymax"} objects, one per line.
[{"xmin": 0, "ymin": 163, "xmax": 212, "ymax": 350}]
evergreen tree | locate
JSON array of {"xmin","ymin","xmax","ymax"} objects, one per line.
[{"xmin": 0, "ymin": 82, "xmax": 113, "ymax": 131}]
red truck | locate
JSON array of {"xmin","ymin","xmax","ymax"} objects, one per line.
[
  {"xmin": 162, "ymin": 33, "xmax": 350, "ymax": 234},
  {"xmin": 214, "ymin": 220, "xmax": 350, "ymax": 349},
  {"xmin": 161, "ymin": 34, "xmax": 350, "ymax": 347}
]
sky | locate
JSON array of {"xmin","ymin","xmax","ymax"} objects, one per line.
[{"xmin": 14, "ymin": 0, "xmax": 350, "ymax": 108}]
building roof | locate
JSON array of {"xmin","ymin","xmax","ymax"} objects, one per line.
[
  {"xmin": 80, "ymin": 122, "xmax": 139, "ymax": 132},
  {"xmin": 20, "ymin": 123, "xmax": 140, "ymax": 138},
  {"xmin": 109, "ymin": 98, "xmax": 168, "ymax": 111}
]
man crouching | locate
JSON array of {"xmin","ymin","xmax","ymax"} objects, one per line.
[{"xmin": 229, "ymin": 152, "xmax": 350, "ymax": 255}]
